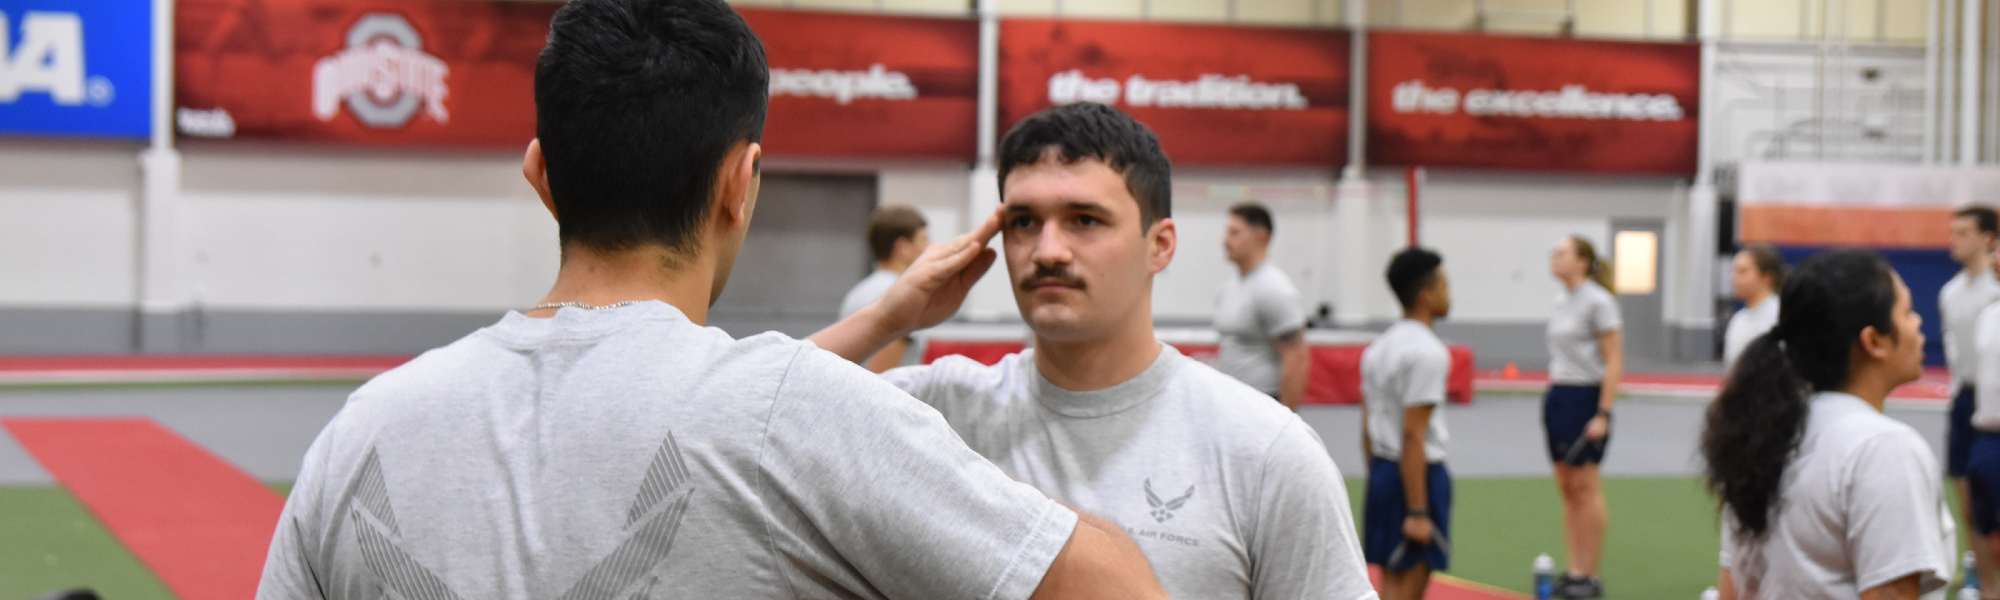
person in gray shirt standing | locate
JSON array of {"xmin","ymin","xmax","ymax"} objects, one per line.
[
  {"xmin": 813, "ymin": 102, "xmax": 1376, "ymax": 600},
  {"xmin": 255, "ymin": 2, "xmax": 1168, "ymax": 598},
  {"xmin": 1214, "ymin": 202, "xmax": 1310, "ymax": 409},
  {"xmin": 840, "ymin": 205, "xmax": 931, "ymax": 372},
  {"xmin": 1941, "ymin": 205, "xmax": 2000, "ymax": 593}
]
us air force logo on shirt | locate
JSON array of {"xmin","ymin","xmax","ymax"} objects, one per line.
[
  {"xmin": 346, "ymin": 432, "xmax": 697, "ymax": 599},
  {"xmin": 1125, "ymin": 477, "xmax": 1202, "ymax": 549},
  {"xmin": 1144, "ymin": 478, "xmax": 1195, "ymax": 523}
]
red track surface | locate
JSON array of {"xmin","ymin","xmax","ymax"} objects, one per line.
[{"xmin": 2, "ymin": 417, "xmax": 286, "ymax": 600}]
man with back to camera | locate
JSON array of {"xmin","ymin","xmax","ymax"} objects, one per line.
[
  {"xmin": 1945, "ymin": 205, "xmax": 2000, "ymax": 593},
  {"xmin": 1360, "ymin": 248, "xmax": 1455, "ymax": 600},
  {"xmin": 254, "ymin": 1, "xmax": 1170, "ymax": 597},
  {"xmin": 811, "ymin": 102, "xmax": 1377, "ymax": 599},
  {"xmin": 840, "ymin": 205, "xmax": 931, "ymax": 372},
  {"xmin": 1216, "ymin": 201, "xmax": 1311, "ymax": 409}
]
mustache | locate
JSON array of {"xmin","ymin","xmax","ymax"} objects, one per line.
[{"xmin": 1020, "ymin": 266, "xmax": 1086, "ymax": 292}]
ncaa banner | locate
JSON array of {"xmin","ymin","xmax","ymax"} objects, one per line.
[
  {"xmin": 1367, "ymin": 31, "xmax": 1700, "ymax": 175},
  {"xmin": 741, "ymin": 8, "xmax": 978, "ymax": 160},
  {"xmin": 998, "ymin": 19, "xmax": 1349, "ymax": 166},
  {"xmin": 175, "ymin": 0, "xmax": 556, "ymax": 147},
  {"xmin": 0, "ymin": 0, "xmax": 152, "ymax": 139}
]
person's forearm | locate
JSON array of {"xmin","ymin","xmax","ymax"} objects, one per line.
[
  {"xmin": 808, "ymin": 302, "xmax": 907, "ymax": 363},
  {"xmin": 1600, "ymin": 355, "xmax": 1621, "ymax": 410},
  {"xmin": 1359, "ymin": 400, "xmax": 1373, "ymax": 460},
  {"xmin": 1399, "ymin": 431, "xmax": 1429, "ymax": 510},
  {"xmin": 1279, "ymin": 347, "xmax": 1307, "ymax": 411},
  {"xmin": 1597, "ymin": 332, "xmax": 1622, "ymax": 410},
  {"xmin": 1031, "ymin": 510, "xmax": 1169, "ymax": 600},
  {"xmin": 1717, "ymin": 569, "xmax": 1736, "ymax": 600},
  {"xmin": 1859, "ymin": 574, "xmax": 1922, "ymax": 600},
  {"xmin": 864, "ymin": 338, "xmax": 909, "ymax": 373}
]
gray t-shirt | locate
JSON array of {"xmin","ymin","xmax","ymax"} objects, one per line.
[
  {"xmin": 1722, "ymin": 297, "xmax": 1780, "ymax": 369},
  {"xmin": 257, "ymin": 302, "xmax": 1078, "ymax": 600},
  {"xmin": 1214, "ymin": 263, "xmax": 1307, "ymax": 394},
  {"xmin": 1361, "ymin": 319, "xmax": 1451, "ymax": 463},
  {"xmin": 882, "ymin": 345, "xmax": 1376, "ymax": 600},
  {"xmin": 840, "ymin": 269, "xmax": 899, "ymax": 319},
  {"xmin": 1940, "ymin": 269, "xmax": 2000, "ymax": 389},
  {"xmin": 1718, "ymin": 392, "xmax": 1954, "ymax": 599},
  {"xmin": 1546, "ymin": 281, "xmax": 1622, "ymax": 385},
  {"xmin": 1973, "ymin": 305, "xmax": 2000, "ymax": 430}
]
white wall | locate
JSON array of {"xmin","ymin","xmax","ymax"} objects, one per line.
[
  {"xmin": 0, "ymin": 141, "xmax": 142, "ymax": 308},
  {"xmin": 1341, "ymin": 169, "xmax": 1680, "ymax": 325},
  {"xmin": 178, "ymin": 146, "xmax": 559, "ymax": 313}
]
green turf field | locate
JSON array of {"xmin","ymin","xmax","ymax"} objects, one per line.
[{"xmin": 0, "ymin": 479, "xmax": 1967, "ymax": 600}]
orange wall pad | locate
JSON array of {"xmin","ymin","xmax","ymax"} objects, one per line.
[{"xmin": 1738, "ymin": 205, "xmax": 1955, "ymax": 249}]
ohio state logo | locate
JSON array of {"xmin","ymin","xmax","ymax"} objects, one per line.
[{"xmin": 311, "ymin": 14, "xmax": 449, "ymax": 128}]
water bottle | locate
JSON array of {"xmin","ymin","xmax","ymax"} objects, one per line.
[
  {"xmin": 1533, "ymin": 553, "xmax": 1555, "ymax": 600},
  {"xmin": 1965, "ymin": 551, "xmax": 1982, "ymax": 600},
  {"xmin": 1700, "ymin": 587, "xmax": 1719, "ymax": 600},
  {"xmin": 1968, "ymin": 552, "xmax": 1984, "ymax": 596}
]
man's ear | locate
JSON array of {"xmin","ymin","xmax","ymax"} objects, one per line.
[
  {"xmin": 523, "ymin": 139, "xmax": 556, "ymax": 221},
  {"xmin": 713, "ymin": 141, "xmax": 763, "ymax": 230},
  {"xmin": 1148, "ymin": 218, "xmax": 1178, "ymax": 274}
]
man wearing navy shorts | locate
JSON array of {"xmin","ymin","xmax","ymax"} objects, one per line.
[
  {"xmin": 1945, "ymin": 205, "xmax": 2000, "ymax": 592},
  {"xmin": 1361, "ymin": 248, "xmax": 1454, "ymax": 600}
]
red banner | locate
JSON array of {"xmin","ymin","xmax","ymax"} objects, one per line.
[
  {"xmin": 999, "ymin": 19, "xmax": 1350, "ymax": 166},
  {"xmin": 742, "ymin": 9, "xmax": 979, "ymax": 160},
  {"xmin": 175, "ymin": 0, "xmax": 554, "ymax": 147},
  {"xmin": 175, "ymin": 2, "xmax": 978, "ymax": 158},
  {"xmin": 1367, "ymin": 31, "xmax": 1700, "ymax": 175}
]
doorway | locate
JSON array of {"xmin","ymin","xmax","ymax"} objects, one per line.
[{"xmin": 1609, "ymin": 220, "xmax": 1666, "ymax": 362}]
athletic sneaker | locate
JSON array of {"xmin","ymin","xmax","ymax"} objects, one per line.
[{"xmin": 1553, "ymin": 575, "xmax": 1604, "ymax": 599}]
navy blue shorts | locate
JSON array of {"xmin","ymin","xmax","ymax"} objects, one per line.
[
  {"xmin": 1968, "ymin": 434, "xmax": 2000, "ymax": 534},
  {"xmin": 1363, "ymin": 457, "xmax": 1452, "ymax": 572},
  {"xmin": 1544, "ymin": 385, "xmax": 1610, "ymax": 465},
  {"xmin": 1951, "ymin": 386, "xmax": 1978, "ymax": 477}
]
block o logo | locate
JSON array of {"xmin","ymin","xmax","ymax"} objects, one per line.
[{"xmin": 311, "ymin": 14, "xmax": 449, "ymax": 129}]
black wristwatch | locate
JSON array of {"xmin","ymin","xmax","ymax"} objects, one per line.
[
  {"xmin": 1596, "ymin": 408, "xmax": 1613, "ymax": 418},
  {"xmin": 1408, "ymin": 507, "xmax": 1431, "ymax": 519}
]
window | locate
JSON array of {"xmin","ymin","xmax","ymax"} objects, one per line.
[{"xmin": 1613, "ymin": 230, "xmax": 1658, "ymax": 295}]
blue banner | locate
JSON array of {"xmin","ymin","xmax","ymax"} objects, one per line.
[{"xmin": 0, "ymin": 0, "xmax": 152, "ymax": 138}]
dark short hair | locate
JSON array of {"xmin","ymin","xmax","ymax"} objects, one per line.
[
  {"xmin": 997, "ymin": 102, "xmax": 1172, "ymax": 229},
  {"xmin": 1957, "ymin": 205, "xmax": 2000, "ymax": 237},
  {"xmin": 1229, "ymin": 202, "xmax": 1274, "ymax": 236},
  {"xmin": 867, "ymin": 205, "xmax": 928, "ymax": 262},
  {"xmin": 535, "ymin": 0, "xmax": 768, "ymax": 259},
  {"xmin": 1387, "ymin": 247, "xmax": 1443, "ymax": 310}
]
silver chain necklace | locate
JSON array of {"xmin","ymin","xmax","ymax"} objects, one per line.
[{"xmin": 528, "ymin": 300, "xmax": 645, "ymax": 312}]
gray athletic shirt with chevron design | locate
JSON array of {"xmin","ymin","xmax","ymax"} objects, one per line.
[{"xmin": 256, "ymin": 302, "xmax": 1078, "ymax": 600}]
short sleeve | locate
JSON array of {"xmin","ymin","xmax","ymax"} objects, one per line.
[
  {"xmin": 1716, "ymin": 519, "xmax": 1733, "ymax": 567},
  {"xmin": 1247, "ymin": 422, "xmax": 1377, "ymax": 600},
  {"xmin": 257, "ymin": 422, "xmax": 334, "ymax": 598},
  {"xmin": 1846, "ymin": 433, "xmax": 1953, "ymax": 595},
  {"xmin": 762, "ymin": 349, "xmax": 1078, "ymax": 600},
  {"xmin": 1401, "ymin": 348, "xmax": 1450, "ymax": 408},
  {"xmin": 1591, "ymin": 290, "xmax": 1623, "ymax": 333},
  {"xmin": 1255, "ymin": 275, "xmax": 1307, "ymax": 339}
]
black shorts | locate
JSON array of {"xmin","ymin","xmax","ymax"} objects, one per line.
[
  {"xmin": 1951, "ymin": 386, "xmax": 1978, "ymax": 477},
  {"xmin": 1544, "ymin": 384, "xmax": 1609, "ymax": 465}
]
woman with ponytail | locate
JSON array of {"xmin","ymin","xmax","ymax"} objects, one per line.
[
  {"xmin": 1706, "ymin": 249, "xmax": 1953, "ymax": 599},
  {"xmin": 1539, "ymin": 235, "xmax": 1622, "ymax": 599}
]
